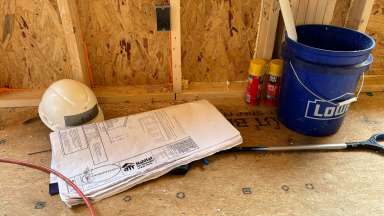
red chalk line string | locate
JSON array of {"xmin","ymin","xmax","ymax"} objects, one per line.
[{"xmin": 0, "ymin": 158, "xmax": 97, "ymax": 216}]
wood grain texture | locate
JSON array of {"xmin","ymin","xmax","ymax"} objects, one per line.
[
  {"xmin": 1, "ymin": 76, "xmax": 383, "ymax": 108},
  {"xmin": 274, "ymin": 0, "xmax": 338, "ymax": 57},
  {"xmin": 170, "ymin": 0, "xmax": 182, "ymax": 92},
  {"xmin": 345, "ymin": 0, "xmax": 374, "ymax": 32},
  {"xmin": 254, "ymin": 0, "xmax": 280, "ymax": 59},
  {"xmin": 76, "ymin": 0, "xmax": 171, "ymax": 86},
  {"xmin": 0, "ymin": 0, "xmax": 72, "ymax": 89},
  {"xmin": 181, "ymin": 0, "xmax": 261, "ymax": 82},
  {"xmin": 331, "ymin": 0, "xmax": 351, "ymax": 26},
  {"xmin": 1, "ymin": 93, "xmax": 384, "ymax": 215},
  {"xmin": 57, "ymin": 0, "xmax": 90, "ymax": 85},
  {"xmin": 366, "ymin": 0, "xmax": 384, "ymax": 76},
  {"xmin": 0, "ymin": 85, "xmax": 173, "ymax": 108},
  {"xmin": 292, "ymin": 0, "xmax": 337, "ymax": 25},
  {"xmin": 0, "ymin": 0, "xmax": 382, "ymax": 89}
]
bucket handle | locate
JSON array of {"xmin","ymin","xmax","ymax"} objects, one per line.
[{"xmin": 289, "ymin": 61, "xmax": 364, "ymax": 107}]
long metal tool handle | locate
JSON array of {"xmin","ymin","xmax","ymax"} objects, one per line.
[
  {"xmin": 231, "ymin": 143, "xmax": 348, "ymax": 152},
  {"xmin": 228, "ymin": 133, "xmax": 384, "ymax": 153}
]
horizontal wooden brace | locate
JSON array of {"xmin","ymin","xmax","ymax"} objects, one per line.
[{"xmin": 1, "ymin": 76, "xmax": 384, "ymax": 108}]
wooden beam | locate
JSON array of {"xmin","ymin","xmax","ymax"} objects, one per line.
[
  {"xmin": 254, "ymin": 0, "xmax": 280, "ymax": 59},
  {"xmin": 0, "ymin": 86, "xmax": 174, "ymax": 108},
  {"xmin": 176, "ymin": 76, "xmax": 384, "ymax": 101},
  {"xmin": 57, "ymin": 0, "xmax": 91, "ymax": 86},
  {"xmin": 322, "ymin": 0, "xmax": 337, "ymax": 24},
  {"xmin": 295, "ymin": 0, "xmax": 309, "ymax": 25},
  {"xmin": 94, "ymin": 86, "xmax": 174, "ymax": 104},
  {"xmin": 360, "ymin": 75, "xmax": 384, "ymax": 93},
  {"xmin": 274, "ymin": 0, "xmax": 337, "ymax": 57},
  {"xmin": 304, "ymin": 0, "xmax": 318, "ymax": 24},
  {"xmin": 1, "ymin": 75, "xmax": 384, "ymax": 108},
  {"xmin": 170, "ymin": 0, "xmax": 182, "ymax": 93},
  {"xmin": 176, "ymin": 82, "xmax": 247, "ymax": 101},
  {"xmin": 292, "ymin": 0, "xmax": 336, "ymax": 25},
  {"xmin": 0, "ymin": 90, "xmax": 43, "ymax": 108},
  {"xmin": 346, "ymin": 0, "xmax": 374, "ymax": 32}
]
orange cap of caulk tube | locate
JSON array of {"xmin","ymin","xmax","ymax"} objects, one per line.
[
  {"xmin": 268, "ymin": 59, "xmax": 284, "ymax": 77},
  {"xmin": 248, "ymin": 58, "xmax": 267, "ymax": 76}
]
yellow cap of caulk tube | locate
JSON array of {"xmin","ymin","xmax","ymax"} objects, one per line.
[
  {"xmin": 248, "ymin": 58, "xmax": 267, "ymax": 76},
  {"xmin": 268, "ymin": 59, "xmax": 284, "ymax": 77}
]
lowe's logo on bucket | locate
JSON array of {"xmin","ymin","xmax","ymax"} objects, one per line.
[{"xmin": 305, "ymin": 98, "xmax": 351, "ymax": 120}]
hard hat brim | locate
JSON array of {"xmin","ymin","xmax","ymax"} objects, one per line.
[{"xmin": 89, "ymin": 105, "xmax": 105, "ymax": 125}]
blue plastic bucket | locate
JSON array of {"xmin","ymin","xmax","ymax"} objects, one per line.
[{"xmin": 278, "ymin": 25, "xmax": 375, "ymax": 136}]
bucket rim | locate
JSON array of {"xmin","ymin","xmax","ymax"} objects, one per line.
[{"xmin": 286, "ymin": 24, "xmax": 376, "ymax": 55}]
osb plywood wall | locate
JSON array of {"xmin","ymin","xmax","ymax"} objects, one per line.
[
  {"xmin": 0, "ymin": 0, "xmax": 383, "ymax": 89},
  {"xmin": 366, "ymin": 0, "xmax": 384, "ymax": 75},
  {"xmin": 0, "ymin": 0, "xmax": 262, "ymax": 88},
  {"xmin": 77, "ymin": 0, "xmax": 171, "ymax": 86},
  {"xmin": 0, "ymin": 0, "xmax": 72, "ymax": 89},
  {"xmin": 181, "ymin": 0, "xmax": 261, "ymax": 82}
]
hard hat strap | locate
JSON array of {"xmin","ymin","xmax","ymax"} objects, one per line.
[{"xmin": 64, "ymin": 104, "xmax": 99, "ymax": 127}]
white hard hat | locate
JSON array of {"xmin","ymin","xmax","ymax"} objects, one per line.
[{"xmin": 38, "ymin": 79, "xmax": 104, "ymax": 131}]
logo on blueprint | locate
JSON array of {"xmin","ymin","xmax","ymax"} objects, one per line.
[
  {"xmin": 305, "ymin": 94, "xmax": 353, "ymax": 120},
  {"xmin": 122, "ymin": 163, "xmax": 136, "ymax": 172},
  {"xmin": 135, "ymin": 156, "xmax": 154, "ymax": 169}
]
